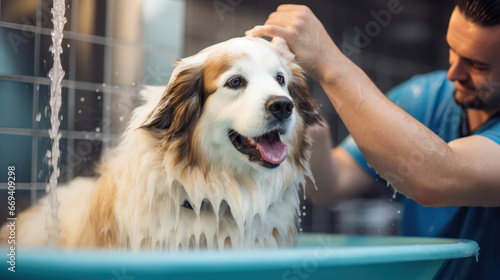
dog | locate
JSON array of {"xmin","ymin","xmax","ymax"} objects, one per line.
[{"xmin": 1, "ymin": 37, "xmax": 322, "ymax": 250}]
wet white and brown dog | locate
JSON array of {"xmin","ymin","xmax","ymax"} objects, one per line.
[{"xmin": 1, "ymin": 37, "xmax": 322, "ymax": 250}]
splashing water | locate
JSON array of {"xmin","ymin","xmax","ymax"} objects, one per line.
[
  {"xmin": 387, "ymin": 182, "xmax": 398, "ymax": 200},
  {"xmin": 46, "ymin": 0, "xmax": 66, "ymax": 248},
  {"xmin": 299, "ymin": 155, "xmax": 316, "ymax": 232}
]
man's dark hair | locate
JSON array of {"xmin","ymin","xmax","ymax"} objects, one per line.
[{"xmin": 456, "ymin": 0, "xmax": 500, "ymax": 26}]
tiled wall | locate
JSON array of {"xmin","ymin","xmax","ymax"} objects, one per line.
[{"xmin": 0, "ymin": 0, "xmax": 183, "ymax": 222}]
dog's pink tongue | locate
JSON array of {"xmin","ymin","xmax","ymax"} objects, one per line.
[{"xmin": 256, "ymin": 137, "xmax": 288, "ymax": 164}]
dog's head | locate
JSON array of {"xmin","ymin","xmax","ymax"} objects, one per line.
[{"xmin": 141, "ymin": 37, "xmax": 322, "ymax": 172}]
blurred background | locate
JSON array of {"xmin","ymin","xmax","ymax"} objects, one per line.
[{"xmin": 0, "ymin": 0, "xmax": 454, "ymax": 235}]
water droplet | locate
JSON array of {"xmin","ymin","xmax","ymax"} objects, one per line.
[
  {"xmin": 45, "ymin": 150, "xmax": 51, "ymax": 158},
  {"xmin": 80, "ymin": 97, "xmax": 85, "ymax": 102},
  {"xmin": 102, "ymin": 83, "xmax": 106, "ymax": 87},
  {"xmin": 119, "ymin": 116, "xmax": 124, "ymax": 121},
  {"xmin": 84, "ymin": 134, "xmax": 90, "ymax": 139},
  {"xmin": 60, "ymin": 115, "xmax": 63, "ymax": 120},
  {"xmin": 131, "ymin": 82, "xmax": 136, "ymax": 86},
  {"xmin": 397, "ymin": 210, "xmax": 401, "ymax": 214},
  {"xmin": 36, "ymin": 112, "xmax": 41, "ymax": 122},
  {"xmin": 67, "ymin": 43, "xmax": 70, "ymax": 48},
  {"xmin": 302, "ymin": 212, "xmax": 307, "ymax": 216},
  {"xmin": 97, "ymin": 96, "xmax": 102, "ymax": 100},
  {"xmin": 36, "ymin": 85, "xmax": 40, "ymax": 91},
  {"xmin": 96, "ymin": 127, "xmax": 101, "ymax": 132},
  {"xmin": 96, "ymin": 89, "xmax": 100, "ymax": 93},
  {"xmin": 302, "ymin": 206, "xmax": 306, "ymax": 210},
  {"xmin": 78, "ymin": 110, "xmax": 82, "ymax": 114}
]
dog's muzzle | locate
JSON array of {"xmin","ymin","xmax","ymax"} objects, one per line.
[{"xmin": 228, "ymin": 96, "xmax": 293, "ymax": 169}]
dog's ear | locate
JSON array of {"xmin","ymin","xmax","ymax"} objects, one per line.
[
  {"xmin": 141, "ymin": 65, "xmax": 205, "ymax": 141},
  {"xmin": 288, "ymin": 65, "xmax": 323, "ymax": 126}
]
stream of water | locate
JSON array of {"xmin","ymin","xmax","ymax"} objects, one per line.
[{"xmin": 46, "ymin": 0, "xmax": 66, "ymax": 248}]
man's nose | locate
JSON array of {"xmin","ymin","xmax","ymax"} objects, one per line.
[{"xmin": 447, "ymin": 56, "xmax": 469, "ymax": 82}]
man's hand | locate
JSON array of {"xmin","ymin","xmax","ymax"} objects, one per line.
[{"xmin": 246, "ymin": 5, "xmax": 346, "ymax": 83}]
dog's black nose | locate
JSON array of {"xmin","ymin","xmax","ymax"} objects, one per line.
[{"xmin": 266, "ymin": 96, "xmax": 294, "ymax": 121}]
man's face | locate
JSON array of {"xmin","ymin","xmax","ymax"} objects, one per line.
[{"xmin": 446, "ymin": 7, "xmax": 500, "ymax": 112}]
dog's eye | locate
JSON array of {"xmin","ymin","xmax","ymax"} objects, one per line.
[
  {"xmin": 276, "ymin": 73, "xmax": 285, "ymax": 86},
  {"xmin": 225, "ymin": 76, "xmax": 245, "ymax": 89}
]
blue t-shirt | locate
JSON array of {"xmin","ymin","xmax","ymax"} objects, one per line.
[{"xmin": 340, "ymin": 71, "xmax": 500, "ymax": 279}]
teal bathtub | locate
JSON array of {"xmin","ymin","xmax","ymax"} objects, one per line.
[{"xmin": 1, "ymin": 233, "xmax": 479, "ymax": 280}]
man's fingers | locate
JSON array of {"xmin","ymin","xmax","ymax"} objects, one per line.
[
  {"xmin": 276, "ymin": 4, "xmax": 305, "ymax": 12},
  {"xmin": 245, "ymin": 5, "xmax": 308, "ymax": 40},
  {"xmin": 265, "ymin": 16, "xmax": 292, "ymax": 28},
  {"xmin": 245, "ymin": 25, "xmax": 291, "ymax": 41},
  {"xmin": 267, "ymin": 10, "xmax": 296, "ymax": 21}
]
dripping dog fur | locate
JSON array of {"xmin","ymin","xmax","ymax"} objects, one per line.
[{"xmin": 0, "ymin": 37, "xmax": 322, "ymax": 250}]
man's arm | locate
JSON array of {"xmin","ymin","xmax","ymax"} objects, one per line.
[
  {"xmin": 247, "ymin": 5, "xmax": 500, "ymax": 207},
  {"xmin": 324, "ymin": 70, "xmax": 500, "ymax": 207}
]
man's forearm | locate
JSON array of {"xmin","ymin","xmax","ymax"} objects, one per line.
[{"xmin": 318, "ymin": 62, "xmax": 454, "ymax": 206}]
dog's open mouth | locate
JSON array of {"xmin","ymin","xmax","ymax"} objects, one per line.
[{"xmin": 228, "ymin": 129, "xmax": 288, "ymax": 168}]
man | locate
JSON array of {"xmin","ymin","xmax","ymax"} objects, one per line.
[{"xmin": 247, "ymin": 0, "xmax": 500, "ymax": 278}]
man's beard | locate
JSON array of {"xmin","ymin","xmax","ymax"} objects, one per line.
[
  {"xmin": 454, "ymin": 87, "xmax": 500, "ymax": 113},
  {"xmin": 454, "ymin": 90, "xmax": 487, "ymax": 109}
]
